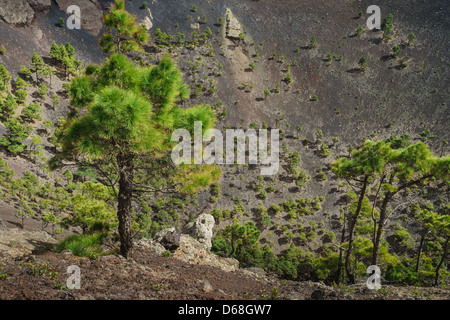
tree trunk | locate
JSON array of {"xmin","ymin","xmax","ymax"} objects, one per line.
[
  {"xmin": 371, "ymin": 174, "xmax": 431, "ymax": 266},
  {"xmin": 335, "ymin": 211, "xmax": 347, "ymax": 284},
  {"xmin": 117, "ymin": 152, "xmax": 134, "ymax": 258},
  {"xmin": 415, "ymin": 231, "xmax": 427, "ymax": 272},
  {"xmin": 371, "ymin": 193, "xmax": 391, "ymax": 266},
  {"xmin": 434, "ymin": 236, "xmax": 449, "ymax": 286},
  {"xmin": 345, "ymin": 175, "xmax": 368, "ymax": 284}
]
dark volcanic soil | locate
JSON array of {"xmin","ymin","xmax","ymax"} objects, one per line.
[{"xmin": 1, "ymin": 247, "xmax": 449, "ymax": 300}]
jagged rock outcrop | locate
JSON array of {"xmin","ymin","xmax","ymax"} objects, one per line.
[
  {"xmin": 0, "ymin": 0, "xmax": 35, "ymax": 25},
  {"xmin": 135, "ymin": 238, "xmax": 166, "ymax": 255},
  {"xmin": 139, "ymin": 8, "xmax": 153, "ymax": 30},
  {"xmin": 0, "ymin": 228, "xmax": 57, "ymax": 258},
  {"xmin": 136, "ymin": 213, "xmax": 239, "ymax": 272},
  {"xmin": 182, "ymin": 213, "xmax": 215, "ymax": 250},
  {"xmin": 173, "ymin": 233, "xmax": 239, "ymax": 272},
  {"xmin": 154, "ymin": 227, "xmax": 181, "ymax": 251},
  {"xmin": 27, "ymin": 0, "xmax": 52, "ymax": 12},
  {"xmin": 225, "ymin": 8, "xmax": 243, "ymax": 39},
  {"xmin": 0, "ymin": 0, "xmax": 52, "ymax": 26}
]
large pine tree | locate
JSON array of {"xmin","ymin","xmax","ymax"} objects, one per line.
[{"xmin": 55, "ymin": 54, "xmax": 219, "ymax": 257}]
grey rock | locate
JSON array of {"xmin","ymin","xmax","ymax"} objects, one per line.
[
  {"xmin": 0, "ymin": 0, "xmax": 34, "ymax": 25},
  {"xmin": 226, "ymin": 8, "xmax": 243, "ymax": 39},
  {"xmin": 135, "ymin": 238, "xmax": 166, "ymax": 255},
  {"xmin": 173, "ymin": 234, "xmax": 239, "ymax": 272},
  {"xmin": 0, "ymin": 228, "xmax": 57, "ymax": 258},
  {"xmin": 311, "ymin": 289, "xmax": 325, "ymax": 300},
  {"xmin": 183, "ymin": 213, "xmax": 215, "ymax": 250},
  {"xmin": 200, "ymin": 279, "xmax": 213, "ymax": 293},
  {"xmin": 27, "ymin": 0, "xmax": 51, "ymax": 12},
  {"xmin": 155, "ymin": 227, "xmax": 181, "ymax": 251}
]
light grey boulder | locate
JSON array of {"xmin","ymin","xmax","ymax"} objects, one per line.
[
  {"xmin": 182, "ymin": 213, "xmax": 215, "ymax": 250},
  {"xmin": 0, "ymin": 0, "xmax": 35, "ymax": 25},
  {"xmin": 225, "ymin": 8, "xmax": 243, "ymax": 39},
  {"xmin": 135, "ymin": 238, "xmax": 166, "ymax": 255}
]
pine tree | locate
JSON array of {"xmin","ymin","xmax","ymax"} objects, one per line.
[
  {"xmin": 0, "ymin": 64, "xmax": 11, "ymax": 87},
  {"xmin": 19, "ymin": 65, "xmax": 32, "ymax": 80},
  {"xmin": 0, "ymin": 93, "xmax": 18, "ymax": 120},
  {"xmin": 333, "ymin": 139, "xmax": 449, "ymax": 277},
  {"xmin": 31, "ymin": 52, "xmax": 45, "ymax": 83},
  {"xmin": 42, "ymin": 67, "xmax": 54, "ymax": 87},
  {"xmin": 332, "ymin": 140, "xmax": 391, "ymax": 283},
  {"xmin": 51, "ymin": 94, "xmax": 59, "ymax": 109},
  {"xmin": 50, "ymin": 41, "xmax": 62, "ymax": 62},
  {"xmin": 358, "ymin": 56, "xmax": 367, "ymax": 71},
  {"xmin": 381, "ymin": 13, "xmax": 394, "ymax": 39},
  {"xmin": 0, "ymin": 117, "xmax": 31, "ymax": 153},
  {"xmin": 37, "ymin": 82, "xmax": 48, "ymax": 100},
  {"xmin": 60, "ymin": 46, "xmax": 75, "ymax": 80},
  {"xmin": 99, "ymin": 0, "xmax": 149, "ymax": 55},
  {"xmin": 55, "ymin": 54, "xmax": 219, "ymax": 258},
  {"xmin": 65, "ymin": 42, "xmax": 75, "ymax": 58},
  {"xmin": 14, "ymin": 77, "xmax": 28, "ymax": 104},
  {"xmin": 21, "ymin": 101, "xmax": 42, "ymax": 122},
  {"xmin": 30, "ymin": 135, "xmax": 44, "ymax": 162}
]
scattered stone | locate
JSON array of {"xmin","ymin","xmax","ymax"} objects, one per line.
[
  {"xmin": 61, "ymin": 250, "xmax": 73, "ymax": 259},
  {"xmin": 238, "ymin": 267, "xmax": 268, "ymax": 281},
  {"xmin": 288, "ymin": 291, "xmax": 306, "ymax": 300},
  {"xmin": 200, "ymin": 279, "xmax": 213, "ymax": 293}
]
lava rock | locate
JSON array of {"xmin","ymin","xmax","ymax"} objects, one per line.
[
  {"xmin": 0, "ymin": 0, "xmax": 35, "ymax": 25},
  {"xmin": 155, "ymin": 228, "xmax": 181, "ymax": 251}
]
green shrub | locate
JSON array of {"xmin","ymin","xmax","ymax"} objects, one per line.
[
  {"xmin": 392, "ymin": 224, "xmax": 415, "ymax": 250},
  {"xmin": 381, "ymin": 14, "xmax": 394, "ymax": 39},
  {"xmin": 55, "ymin": 232, "xmax": 108, "ymax": 258}
]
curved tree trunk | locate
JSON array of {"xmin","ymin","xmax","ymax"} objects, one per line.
[
  {"xmin": 117, "ymin": 152, "xmax": 134, "ymax": 258},
  {"xmin": 335, "ymin": 212, "xmax": 347, "ymax": 284},
  {"xmin": 434, "ymin": 236, "xmax": 449, "ymax": 286},
  {"xmin": 345, "ymin": 175, "xmax": 369, "ymax": 284},
  {"xmin": 415, "ymin": 231, "xmax": 427, "ymax": 272}
]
